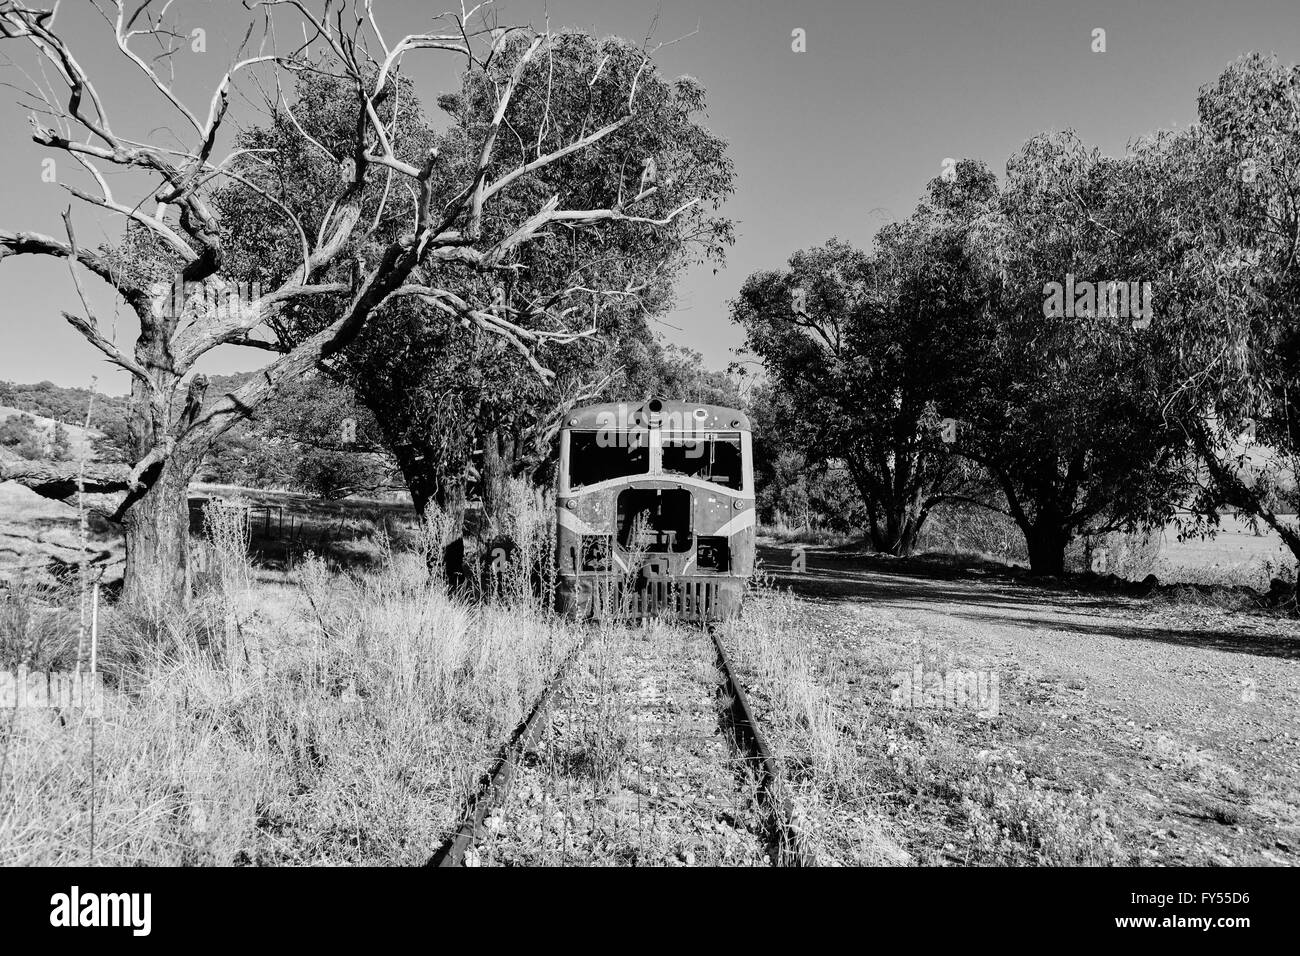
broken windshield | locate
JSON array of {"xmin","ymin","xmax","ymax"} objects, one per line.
[
  {"xmin": 660, "ymin": 432, "xmax": 743, "ymax": 489},
  {"xmin": 566, "ymin": 430, "xmax": 650, "ymax": 488}
]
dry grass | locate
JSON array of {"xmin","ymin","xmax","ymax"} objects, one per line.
[
  {"xmin": 720, "ymin": 584, "xmax": 913, "ymax": 866},
  {"xmin": 719, "ymin": 583, "xmax": 1127, "ymax": 866},
  {"xmin": 464, "ymin": 479, "xmax": 558, "ymax": 609},
  {"xmin": 759, "ymin": 520, "xmax": 856, "ymax": 548},
  {"xmin": 0, "ymin": 494, "xmax": 584, "ymax": 866},
  {"xmin": 0, "ymin": 575, "xmax": 81, "ymax": 672},
  {"xmin": 916, "ymin": 504, "xmax": 1026, "ymax": 566}
]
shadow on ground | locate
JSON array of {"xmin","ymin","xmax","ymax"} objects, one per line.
[{"xmin": 758, "ymin": 543, "xmax": 1300, "ymax": 661}]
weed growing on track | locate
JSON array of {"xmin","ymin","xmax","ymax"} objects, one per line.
[
  {"xmin": 475, "ymin": 620, "xmax": 771, "ymax": 867},
  {"xmin": 0, "ymin": 499, "xmax": 583, "ymax": 865}
]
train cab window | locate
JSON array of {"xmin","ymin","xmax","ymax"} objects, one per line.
[
  {"xmin": 567, "ymin": 430, "xmax": 649, "ymax": 488},
  {"xmin": 660, "ymin": 432, "xmax": 744, "ymax": 490},
  {"xmin": 617, "ymin": 488, "xmax": 692, "ymax": 553}
]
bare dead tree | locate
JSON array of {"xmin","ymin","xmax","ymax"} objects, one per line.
[{"xmin": 0, "ymin": 0, "xmax": 696, "ymax": 611}]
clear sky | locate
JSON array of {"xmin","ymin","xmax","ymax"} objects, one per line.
[{"xmin": 0, "ymin": 0, "xmax": 1297, "ymax": 393}]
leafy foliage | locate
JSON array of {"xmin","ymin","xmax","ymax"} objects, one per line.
[
  {"xmin": 732, "ymin": 165, "xmax": 995, "ymax": 554},
  {"xmin": 217, "ymin": 34, "xmax": 736, "ymax": 514},
  {"xmin": 734, "ymin": 56, "xmax": 1300, "ymax": 574},
  {"xmin": 0, "ymin": 413, "xmax": 44, "ymax": 460},
  {"xmin": 956, "ymin": 133, "xmax": 1195, "ymax": 572}
]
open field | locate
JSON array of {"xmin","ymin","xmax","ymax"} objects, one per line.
[
  {"xmin": 0, "ymin": 482, "xmax": 121, "ymax": 583},
  {"xmin": 189, "ymin": 484, "xmax": 423, "ymax": 574},
  {"xmin": 775, "ymin": 511, "xmax": 1300, "ymax": 593},
  {"xmin": 1153, "ymin": 516, "xmax": 1298, "ymax": 590},
  {"xmin": 5, "ymin": 475, "xmax": 1296, "ymax": 594},
  {"xmin": 0, "ymin": 482, "xmax": 423, "ymax": 588}
]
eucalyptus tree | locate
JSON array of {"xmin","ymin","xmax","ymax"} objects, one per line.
[
  {"xmin": 731, "ymin": 163, "xmax": 994, "ymax": 554},
  {"xmin": 954, "ymin": 133, "xmax": 1193, "ymax": 574},
  {"xmin": 0, "ymin": 1, "xmax": 710, "ymax": 610},
  {"xmin": 1142, "ymin": 54, "xmax": 1300, "ymax": 564},
  {"xmin": 217, "ymin": 28, "xmax": 733, "ymax": 566}
]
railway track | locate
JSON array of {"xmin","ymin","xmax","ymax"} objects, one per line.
[
  {"xmin": 709, "ymin": 624, "xmax": 815, "ymax": 866},
  {"xmin": 426, "ymin": 635, "xmax": 592, "ymax": 868},
  {"xmin": 427, "ymin": 616, "xmax": 811, "ymax": 867}
]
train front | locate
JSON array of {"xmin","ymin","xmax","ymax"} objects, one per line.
[{"xmin": 555, "ymin": 400, "xmax": 754, "ymax": 622}]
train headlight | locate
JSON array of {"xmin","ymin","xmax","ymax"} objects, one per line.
[
  {"xmin": 733, "ymin": 499, "xmax": 744, "ymax": 510},
  {"xmin": 565, "ymin": 499, "xmax": 577, "ymax": 510}
]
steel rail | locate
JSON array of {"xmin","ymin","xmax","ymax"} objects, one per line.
[
  {"xmin": 426, "ymin": 635, "xmax": 590, "ymax": 868},
  {"xmin": 708, "ymin": 622, "xmax": 815, "ymax": 867},
  {"xmin": 428, "ymin": 612, "xmax": 812, "ymax": 867}
]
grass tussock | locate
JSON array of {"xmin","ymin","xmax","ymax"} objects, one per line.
[
  {"xmin": 0, "ymin": 491, "xmax": 584, "ymax": 866},
  {"xmin": 0, "ymin": 574, "xmax": 82, "ymax": 673}
]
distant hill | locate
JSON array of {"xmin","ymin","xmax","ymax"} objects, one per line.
[
  {"xmin": 0, "ymin": 405, "xmax": 100, "ymax": 460},
  {"xmin": 0, "ymin": 380, "xmax": 128, "ymax": 428},
  {"xmin": 0, "ymin": 380, "xmax": 130, "ymax": 462},
  {"xmin": 0, "ymin": 373, "xmax": 275, "ymax": 471},
  {"xmin": 0, "ymin": 374, "xmax": 396, "ymax": 498}
]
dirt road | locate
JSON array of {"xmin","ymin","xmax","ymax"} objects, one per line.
[{"xmin": 755, "ymin": 543, "xmax": 1300, "ymax": 865}]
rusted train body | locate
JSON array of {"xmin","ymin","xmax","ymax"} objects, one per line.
[{"xmin": 555, "ymin": 399, "xmax": 754, "ymax": 622}]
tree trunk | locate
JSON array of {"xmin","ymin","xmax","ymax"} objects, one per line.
[
  {"xmin": 868, "ymin": 505, "xmax": 925, "ymax": 556},
  {"xmin": 1023, "ymin": 522, "xmax": 1070, "ymax": 576},
  {"xmin": 399, "ymin": 448, "xmax": 468, "ymax": 590},
  {"xmin": 117, "ymin": 337, "xmax": 203, "ymax": 613},
  {"xmin": 898, "ymin": 512, "xmax": 923, "ymax": 556},
  {"xmin": 119, "ymin": 452, "xmax": 200, "ymax": 612},
  {"xmin": 438, "ymin": 480, "xmax": 467, "ymax": 590},
  {"xmin": 480, "ymin": 429, "xmax": 510, "ymax": 536}
]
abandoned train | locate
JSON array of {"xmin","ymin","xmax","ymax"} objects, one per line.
[{"xmin": 555, "ymin": 399, "xmax": 755, "ymax": 622}]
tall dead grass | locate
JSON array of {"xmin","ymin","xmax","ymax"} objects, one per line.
[
  {"xmin": 471, "ymin": 478, "xmax": 558, "ymax": 609},
  {"xmin": 722, "ymin": 583, "xmax": 906, "ymax": 865},
  {"xmin": 0, "ymin": 575, "xmax": 81, "ymax": 672},
  {"xmin": 0, "ymin": 504, "xmax": 584, "ymax": 865}
]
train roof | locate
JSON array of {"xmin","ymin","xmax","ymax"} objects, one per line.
[{"xmin": 563, "ymin": 400, "xmax": 751, "ymax": 432}]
